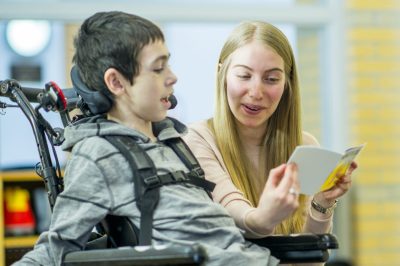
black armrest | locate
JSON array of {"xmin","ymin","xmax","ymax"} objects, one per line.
[
  {"xmin": 64, "ymin": 244, "xmax": 207, "ymax": 266},
  {"xmin": 248, "ymin": 233, "xmax": 338, "ymax": 264},
  {"xmin": 11, "ymin": 234, "xmax": 337, "ymax": 265}
]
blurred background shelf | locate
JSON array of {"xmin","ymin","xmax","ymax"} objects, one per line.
[
  {"xmin": 4, "ymin": 235, "xmax": 38, "ymax": 248},
  {"xmin": 1, "ymin": 170, "xmax": 42, "ymax": 182},
  {"xmin": 0, "ymin": 169, "xmax": 46, "ymax": 265}
]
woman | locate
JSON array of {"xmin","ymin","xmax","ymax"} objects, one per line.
[{"xmin": 184, "ymin": 21, "xmax": 357, "ymax": 238}]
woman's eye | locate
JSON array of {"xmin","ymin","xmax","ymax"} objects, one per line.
[
  {"xmin": 237, "ymin": 74, "xmax": 250, "ymax": 79},
  {"xmin": 265, "ymin": 77, "xmax": 280, "ymax": 83}
]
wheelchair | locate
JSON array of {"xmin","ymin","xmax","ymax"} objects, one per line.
[{"xmin": 0, "ymin": 76, "xmax": 338, "ymax": 265}]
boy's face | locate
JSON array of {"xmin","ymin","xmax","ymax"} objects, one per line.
[{"xmin": 121, "ymin": 40, "xmax": 177, "ymax": 123}]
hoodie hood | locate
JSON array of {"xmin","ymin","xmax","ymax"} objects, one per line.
[{"xmin": 61, "ymin": 115, "xmax": 187, "ymax": 151}]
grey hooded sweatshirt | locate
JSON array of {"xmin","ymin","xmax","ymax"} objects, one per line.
[{"xmin": 14, "ymin": 115, "xmax": 278, "ymax": 266}]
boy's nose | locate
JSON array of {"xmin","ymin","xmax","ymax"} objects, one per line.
[{"xmin": 167, "ymin": 69, "xmax": 178, "ymax": 86}]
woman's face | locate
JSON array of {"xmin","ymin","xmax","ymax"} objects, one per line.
[{"xmin": 226, "ymin": 40, "xmax": 286, "ymax": 130}]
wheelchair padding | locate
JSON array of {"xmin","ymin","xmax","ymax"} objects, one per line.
[
  {"xmin": 271, "ymin": 250, "xmax": 329, "ymax": 264},
  {"xmin": 100, "ymin": 215, "xmax": 139, "ymax": 247},
  {"xmin": 249, "ymin": 233, "xmax": 338, "ymax": 263},
  {"xmin": 64, "ymin": 244, "xmax": 207, "ymax": 266},
  {"xmin": 249, "ymin": 233, "xmax": 338, "ymax": 250},
  {"xmin": 70, "ymin": 65, "xmax": 112, "ymax": 115}
]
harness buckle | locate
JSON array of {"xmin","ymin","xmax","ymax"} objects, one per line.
[
  {"xmin": 143, "ymin": 175, "xmax": 161, "ymax": 188},
  {"xmin": 170, "ymin": 171, "xmax": 186, "ymax": 182},
  {"xmin": 190, "ymin": 167, "xmax": 205, "ymax": 179}
]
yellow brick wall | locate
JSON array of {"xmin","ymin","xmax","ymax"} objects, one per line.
[
  {"xmin": 347, "ymin": 0, "xmax": 400, "ymax": 265},
  {"xmin": 297, "ymin": 28, "xmax": 322, "ymax": 141},
  {"xmin": 65, "ymin": 24, "xmax": 79, "ymax": 87}
]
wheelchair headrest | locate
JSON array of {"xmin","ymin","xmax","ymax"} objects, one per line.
[{"xmin": 70, "ymin": 65, "xmax": 112, "ymax": 116}]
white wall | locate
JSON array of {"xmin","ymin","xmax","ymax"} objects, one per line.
[{"xmin": 0, "ymin": 22, "xmax": 66, "ymax": 169}]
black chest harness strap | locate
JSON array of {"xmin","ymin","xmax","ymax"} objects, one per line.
[{"xmin": 104, "ymin": 135, "xmax": 215, "ymax": 246}]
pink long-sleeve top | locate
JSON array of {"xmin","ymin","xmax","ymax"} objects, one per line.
[{"xmin": 184, "ymin": 120, "xmax": 333, "ymax": 238}]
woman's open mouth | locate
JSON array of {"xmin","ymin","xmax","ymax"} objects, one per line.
[{"xmin": 242, "ymin": 103, "xmax": 264, "ymax": 115}]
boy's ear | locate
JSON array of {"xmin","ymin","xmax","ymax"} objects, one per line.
[{"xmin": 104, "ymin": 68, "xmax": 125, "ymax": 96}]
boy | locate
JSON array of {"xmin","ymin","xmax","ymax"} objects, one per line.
[{"xmin": 14, "ymin": 11, "xmax": 278, "ymax": 266}]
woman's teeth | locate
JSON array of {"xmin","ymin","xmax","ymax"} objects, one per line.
[{"xmin": 245, "ymin": 105, "xmax": 260, "ymax": 111}]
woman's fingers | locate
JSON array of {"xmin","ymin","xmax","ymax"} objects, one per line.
[
  {"xmin": 337, "ymin": 175, "xmax": 352, "ymax": 190},
  {"xmin": 322, "ymin": 174, "xmax": 353, "ymax": 200},
  {"xmin": 347, "ymin": 161, "xmax": 358, "ymax": 175},
  {"xmin": 318, "ymin": 161, "xmax": 357, "ymax": 202},
  {"xmin": 276, "ymin": 163, "xmax": 299, "ymax": 194},
  {"xmin": 267, "ymin": 164, "xmax": 287, "ymax": 187},
  {"xmin": 261, "ymin": 163, "xmax": 300, "ymax": 218},
  {"xmin": 286, "ymin": 164, "xmax": 301, "ymax": 199}
]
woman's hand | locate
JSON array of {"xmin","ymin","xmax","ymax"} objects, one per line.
[
  {"xmin": 246, "ymin": 163, "xmax": 300, "ymax": 234},
  {"xmin": 313, "ymin": 161, "xmax": 358, "ymax": 208}
]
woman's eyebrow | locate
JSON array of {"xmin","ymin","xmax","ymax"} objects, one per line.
[
  {"xmin": 232, "ymin": 64, "xmax": 252, "ymax": 70},
  {"xmin": 265, "ymin": 68, "xmax": 284, "ymax": 73},
  {"xmin": 232, "ymin": 64, "xmax": 284, "ymax": 73}
]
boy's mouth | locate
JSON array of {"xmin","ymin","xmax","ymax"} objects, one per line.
[
  {"xmin": 160, "ymin": 94, "xmax": 173, "ymax": 109},
  {"xmin": 160, "ymin": 95, "xmax": 170, "ymax": 103}
]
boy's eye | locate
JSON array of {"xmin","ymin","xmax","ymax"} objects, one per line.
[
  {"xmin": 154, "ymin": 63, "xmax": 171, "ymax": 74},
  {"xmin": 154, "ymin": 68, "xmax": 164, "ymax": 73}
]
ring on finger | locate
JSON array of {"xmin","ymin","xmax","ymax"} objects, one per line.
[{"xmin": 289, "ymin": 187, "xmax": 299, "ymax": 196}]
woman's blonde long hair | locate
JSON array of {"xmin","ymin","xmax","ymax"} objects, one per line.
[{"xmin": 209, "ymin": 21, "xmax": 306, "ymax": 234}]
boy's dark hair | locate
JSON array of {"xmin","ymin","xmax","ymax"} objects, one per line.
[{"xmin": 72, "ymin": 11, "xmax": 164, "ymax": 99}]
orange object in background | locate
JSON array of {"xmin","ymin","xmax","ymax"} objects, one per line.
[{"xmin": 4, "ymin": 186, "xmax": 36, "ymax": 236}]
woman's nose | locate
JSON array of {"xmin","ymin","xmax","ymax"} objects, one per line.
[{"xmin": 248, "ymin": 81, "xmax": 263, "ymax": 99}]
